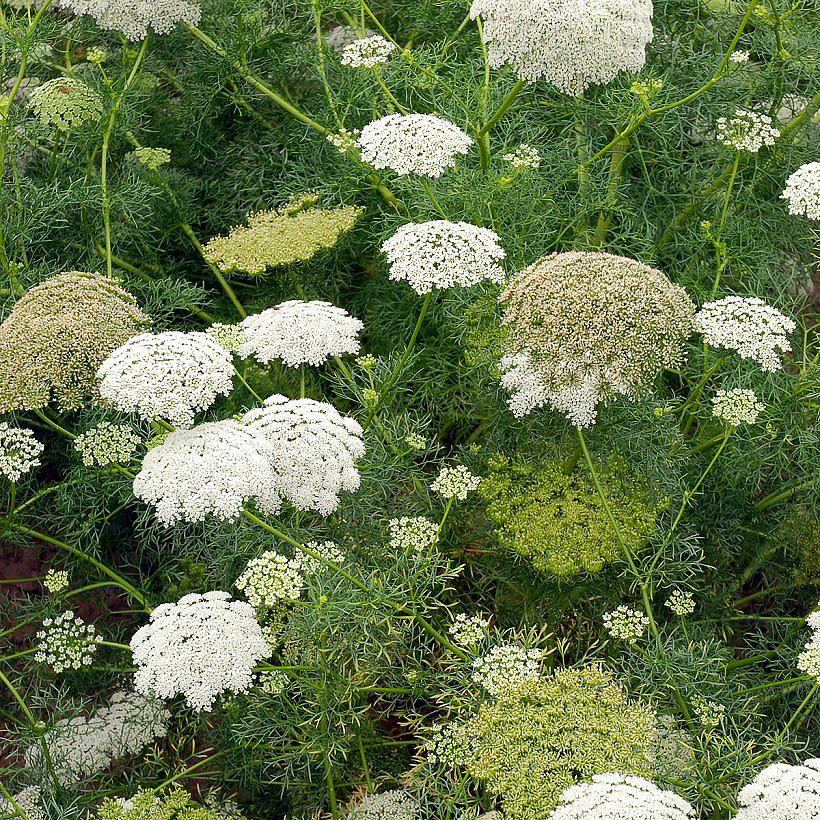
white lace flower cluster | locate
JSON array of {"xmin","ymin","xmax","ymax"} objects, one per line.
[
  {"xmin": 235, "ymin": 551, "xmax": 305, "ymax": 607},
  {"xmin": 603, "ymin": 605, "xmax": 649, "ymax": 644},
  {"xmin": 301, "ymin": 540, "xmax": 346, "ymax": 574},
  {"xmin": 131, "ymin": 591, "xmax": 270, "ymax": 711},
  {"xmin": 381, "ymin": 220, "xmax": 506, "ymax": 294},
  {"xmin": 424, "ymin": 721, "xmax": 470, "ymax": 767},
  {"xmin": 796, "ymin": 605, "xmax": 820, "ymax": 681},
  {"xmin": 691, "ymin": 696, "xmax": 725, "ymax": 728},
  {"xmin": 35, "ymin": 610, "xmax": 102, "ymax": 672},
  {"xmin": 471, "ymin": 644, "xmax": 541, "ymax": 696},
  {"xmin": 735, "ymin": 758, "xmax": 820, "ymax": 819},
  {"xmin": 44, "ymin": 568, "xmax": 69, "ymax": 593},
  {"xmin": 206, "ymin": 322, "xmax": 245, "ymax": 354},
  {"xmin": 74, "ymin": 422, "xmax": 140, "ymax": 466},
  {"xmin": 58, "ymin": 0, "xmax": 201, "ymax": 40},
  {"xmin": 260, "ymin": 669, "xmax": 289, "ymax": 695},
  {"xmin": 716, "ymin": 109, "xmax": 779, "ymax": 152},
  {"xmin": 97, "ymin": 331, "xmax": 234, "ymax": 428},
  {"xmin": 26, "ymin": 691, "xmax": 169, "ymax": 785},
  {"xmin": 388, "ymin": 516, "xmax": 439, "ymax": 552},
  {"xmin": 348, "ymin": 790, "xmax": 419, "ymax": 820},
  {"xmin": 694, "ymin": 296, "xmax": 795, "ymax": 371},
  {"xmin": 0, "ymin": 422, "xmax": 43, "ymax": 481},
  {"xmin": 729, "ymin": 50, "xmax": 750, "ymax": 63},
  {"xmin": 711, "ymin": 388, "xmax": 764, "ymax": 426},
  {"xmin": 239, "ymin": 300, "xmax": 363, "ymax": 366},
  {"xmin": 665, "ymin": 589, "xmax": 695, "ymax": 616},
  {"xmin": 432, "ymin": 464, "xmax": 481, "ymax": 500},
  {"xmin": 502, "ymin": 142, "xmax": 541, "ymax": 170},
  {"xmin": 404, "ymin": 432, "xmax": 427, "ymax": 449},
  {"xmin": 548, "ymin": 773, "xmax": 695, "ymax": 819},
  {"xmin": 243, "ymin": 395, "xmax": 364, "ymax": 515},
  {"xmin": 781, "ymin": 162, "xmax": 820, "ymax": 219},
  {"xmin": 132, "ymin": 421, "xmax": 281, "ymax": 525},
  {"xmin": 0, "ymin": 786, "xmax": 44, "ymax": 820},
  {"xmin": 340, "ymin": 35, "xmax": 396, "ymax": 67},
  {"xmin": 469, "ymin": 0, "xmax": 653, "ymax": 94},
  {"xmin": 327, "ymin": 127, "xmax": 360, "ymax": 154},
  {"xmin": 357, "ymin": 114, "xmax": 472, "ymax": 177},
  {"xmin": 450, "ymin": 613, "xmax": 490, "ymax": 645},
  {"xmin": 324, "ymin": 25, "xmax": 377, "ymax": 53}
]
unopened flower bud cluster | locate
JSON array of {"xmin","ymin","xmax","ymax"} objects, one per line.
[
  {"xmin": 716, "ymin": 109, "xmax": 779, "ymax": 152},
  {"xmin": 424, "ymin": 721, "xmax": 471, "ymax": 767},
  {"xmin": 129, "ymin": 146, "xmax": 171, "ymax": 170},
  {"xmin": 711, "ymin": 388, "xmax": 765, "ymax": 426},
  {"xmin": 404, "ymin": 433, "xmax": 427, "ymax": 450},
  {"xmin": 74, "ymin": 422, "xmax": 140, "ymax": 466},
  {"xmin": 35, "ymin": 610, "xmax": 102, "ymax": 672},
  {"xmin": 603, "ymin": 605, "xmax": 649, "ymax": 644},
  {"xmin": 691, "ymin": 695, "xmax": 725, "ymax": 728},
  {"xmin": 206, "ymin": 322, "xmax": 246, "ymax": 354},
  {"xmin": 471, "ymin": 644, "xmax": 541, "ymax": 696},
  {"xmin": 340, "ymin": 35, "xmax": 396, "ymax": 68},
  {"xmin": 449, "ymin": 613, "xmax": 490, "ymax": 645},
  {"xmin": 665, "ymin": 589, "xmax": 696, "ymax": 616},
  {"xmin": 0, "ymin": 422, "xmax": 43, "ymax": 480},
  {"xmin": 781, "ymin": 162, "xmax": 820, "ymax": 220},
  {"xmin": 432, "ymin": 464, "xmax": 481, "ymax": 499},
  {"xmin": 28, "ymin": 77, "xmax": 102, "ymax": 130},
  {"xmin": 44, "ymin": 569, "xmax": 70, "ymax": 594},
  {"xmin": 388, "ymin": 516, "xmax": 439, "ymax": 552}
]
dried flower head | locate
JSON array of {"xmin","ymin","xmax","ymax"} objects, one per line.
[
  {"xmin": 472, "ymin": 644, "xmax": 541, "ymax": 695},
  {"xmin": 381, "ymin": 220, "xmax": 506, "ymax": 294},
  {"xmin": 74, "ymin": 421, "xmax": 140, "ymax": 466},
  {"xmin": 469, "ymin": 0, "xmax": 653, "ymax": 94},
  {"xmin": 340, "ymin": 35, "xmax": 396, "ymax": 68},
  {"xmin": 34, "ymin": 610, "xmax": 102, "ymax": 672},
  {"xmin": 735, "ymin": 758, "xmax": 820, "ymax": 819},
  {"xmin": 450, "ymin": 613, "xmax": 490, "ymax": 646},
  {"xmin": 129, "ymin": 146, "xmax": 171, "ymax": 169},
  {"xmin": 44, "ymin": 568, "xmax": 69, "ymax": 593},
  {"xmin": 133, "ymin": 421, "xmax": 282, "ymax": 525},
  {"xmin": 781, "ymin": 161, "xmax": 820, "ymax": 219},
  {"xmin": 28, "ymin": 77, "xmax": 102, "ymax": 130},
  {"xmin": 603, "ymin": 605, "xmax": 649, "ymax": 644},
  {"xmin": 131, "ymin": 591, "xmax": 270, "ymax": 711},
  {"xmin": 59, "ymin": 0, "xmax": 201, "ymax": 40},
  {"xmin": 97, "ymin": 331, "xmax": 234, "ymax": 428},
  {"xmin": 357, "ymin": 114, "xmax": 472, "ymax": 177},
  {"xmin": 716, "ymin": 109, "xmax": 779, "ymax": 152},
  {"xmin": 388, "ymin": 516, "xmax": 439, "ymax": 552},
  {"xmin": 548, "ymin": 773, "xmax": 695, "ymax": 819},
  {"xmin": 665, "ymin": 589, "xmax": 696, "ymax": 616},
  {"xmin": 348, "ymin": 790, "xmax": 418, "ymax": 820},
  {"xmin": 239, "ymin": 300, "xmax": 363, "ymax": 366},
  {"xmin": 202, "ymin": 202, "xmax": 363, "ymax": 276},
  {"xmin": 464, "ymin": 666, "xmax": 657, "ymax": 818},
  {"xmin": 500, "ymin": 252, "xmax": 695, "ymax": 427},
  {"xmin": 432, "ymin": 464, "xmax": 481, "ymax": 499},
  {"xmin": 711, "ymin": 387, "xmax": 764, "ymax": 426},
  {"xmin": 242, "ymin": 395, "xmax": 364, "ymax": 515},
  {"xmin": 0, "ymin": 422, "xmax": 43, "ymax": 481},
  {"xmin": 694, "ymin": 296, "xmax": 795, "ymax": 371},
  {"xmin": 0, "ymin": 271, "xmax": 150, "ymax": 413},
  {"xmin": 235, "ymin": 550, "xmax": 305, "ymax": 607}
]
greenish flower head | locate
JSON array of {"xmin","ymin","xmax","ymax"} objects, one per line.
[
  {"xmin": 463, "ymin": 666, "xmax": 657, "ymax": 819},
  {"xmin": 98, "ymin": 786, "xmax": 231, "ymax": 820},
  {"xmin": 28, "ymin": 77, "xmax": 103, "ymax": 131},
  {"xmin": 478, "ymin": 455, "xmax": 663, "ymax": 577},
  {"xmin": 130, "ymin": 146, "xmax": 172, "ymax": 170}
]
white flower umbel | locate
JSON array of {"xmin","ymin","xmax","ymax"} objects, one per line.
[
  {"xmin": 0, "ymin": 422, "xmax": 43, "ymax": 481},
  {"xmin": 324, "ymin": 24, "xmax": 377, "ymax": 53},
  {"xmin": 471, "ymin": 644, "xmax": 541, "ymax": 696},
  {"xmin": 716, "ymin": 109, "xmax": 779, "ymax": 152},
  {"xmin": 603, "ymin": 605, "xmax": 649, "ymax": 644},
  {"xmin": 450, "ymin": 613, "xmax": 490, "ymax": 646},
  {"xmin": 242, "ymin": 395, "xmax": 364, "ymax": 515},
  {"xmin": 239, "ymin": 300, "xmax": 363, "ymax": 367},
  {"xmin": 548, "ymin": 773, "xmax": 695, "ymax": 819},
  {"xmin": 781, "ymin": 162, "xmax": 820, "ymax": 219},
  {"xmin": 26, "ymin": 690, "xmax": 168, "ymax": 786},
  {"xmin": 694, "ymin": 296, "xmax": 795, "ymax": 371},
  {"xmin": 665, "ymin": 589, "xmax": 696, "ymax": 616},
  {"xmin": 133, "ymin": 421, "xmax": 282, "ymax": 525},
  {"xmin": 381, "ymin": 220, "xmax": 506, "ymax": 295},
  {"xmin": 502, "ymin": 142, "xmax": 541, "ymax": 170},
  {"xmin": 388, "ymin": 516, "xmax": 439, "ymax": 552},
  {"xmin": 424, "ymin": 722, "xmax": 471, "ymax": 768},
  {"xmin": 348, "ymin": 789, "xmax": 419, "ymax": 820},
  {"xmin": 58, "ymin": 0, "xmax": 201, "ymax": 40},
  {"xmin": 729, "ymin": 50, "xmax": 750, "ymax": 63},
  {"xmin": 44, "ymin": 569, "xmax": 70, "ymax": 593},
  {"xmin": 300, "ymin": 540, "xmax": 346, "ymax": 574},
  {"xmin": 97, "ymin": 331, "xmax": 234, "ymax": 428},
  {"xmin": 469, "ymin": 0, "xmax": 653, "ymax": 94},
  {"xmin": 340, "ymin": 35, "xmax": 396, "ymax": 67},
  {"xmin": 691, "ymin": 696, "xmax": 725, "ymax": 728},
  {"xmin": 797, "ymin": 645, "xmax": 820, "ymax": 680},
  {"xmin": 74, "ymin": 422, "xmax": 140, "ymax": 466},
  {"xmin": 735, "ymin": 758, "xmax": 820, "ymax": 819},
  {"xmin": 357, "ymin": 114, "xmax": 472, "ymax": 177},
  {"xmin": 235, "ymin": 550, "xmax": 305, "ymax": 607},
  {"xmin": 0, "ymin": 787, "xmax": 44, "ymax": 820},
  {"xmin": 205, "ymin": 322, "xmax": 245, "ymax": 354},
  {"xmin": 131, "ymin": 591, "xmax": 269, "ymax": 711},
  {"xmin": 711, "ymin": 388, "xmax": 764, "ymax": 426},
  {"xmin": 34, "ymin": 610, "xmax": 102, "ymax": 673},
  {"xmin": 432, "ymin": 464, "xmax": 481, "ymax": 500}
]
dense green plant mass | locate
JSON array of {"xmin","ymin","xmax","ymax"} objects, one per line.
[{"xmin": 1, "ymin": 0, "xmax": 819, "ymax": 818}]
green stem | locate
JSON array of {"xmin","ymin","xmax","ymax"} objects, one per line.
[
  {"xmin": 234, "ymin": 366, "xmax": 262, "ymax": 403},
  {"xmin": 478, "ymin": 80, "xmax": 526, "ymax": 138},
  {"xmin": 420, "ymin": 179, "xmax": 448, "ymax": 219},
  {"xmin": 754, "ymin": 476, "xmax": 819, "ymax": 511}
]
